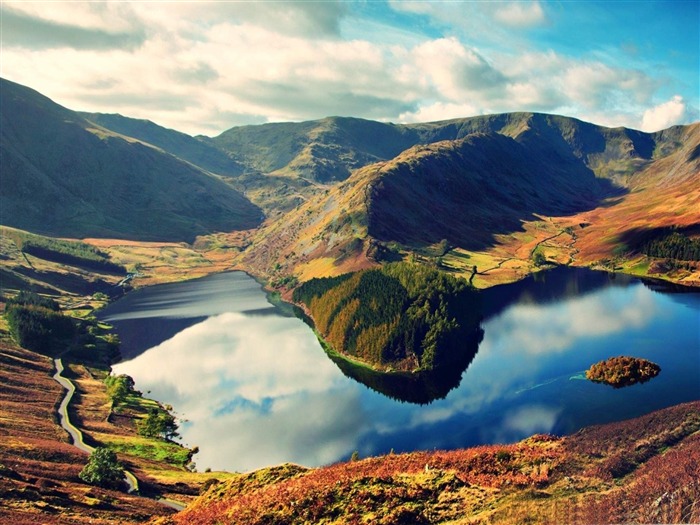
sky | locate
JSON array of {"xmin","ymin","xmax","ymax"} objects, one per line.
[{"xmin": 1, "ymin": 0, "xmax": 698, "ymax": 136}]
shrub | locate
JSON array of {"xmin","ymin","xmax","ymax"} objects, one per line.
[
  {"xmin": 79, "ymin": 447, "xmax": 124, "ymax": 490},
  {"xmin": 138, "ymin": 407, "xmax": 179, "ymax": 440},
  {"xmin": 4, "ymin": 292, "xmax": 75, "ymax": 355}
]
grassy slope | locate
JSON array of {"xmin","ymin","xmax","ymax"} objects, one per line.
[
  {"xmin": 211, "ymin": 112, "xmax": 660, "ymax": 187},
  {"xmin": 0, "ymin": 78, "xmax": 261, "ymax": 242},
  {"xmin": 0, "ymin": 296, "xmax": 235, "ymax": 524},
  {"xmin": 212, "ymin": 116, "xmax": 418, "ymax": 183},
  {"xmin": 167, "ymin": 401, "xmax": 700, "ymax": 525},
  {"xmin": 80, "ymin": 112, "xmax": 246, "ymax": 178}
]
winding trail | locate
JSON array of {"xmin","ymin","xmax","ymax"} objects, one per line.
[
  {"xmin": 53, "ymin": 357, "xmax": 139, "ymax": 493},
  {"xmin": 52, "ymin": 358, "xmax": 186, "ymax": 511}
]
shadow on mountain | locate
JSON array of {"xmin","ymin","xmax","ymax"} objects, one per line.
[
  {"xmin": 617, "ymin": 224, "xmax": 700, "ymax": 253},
  {"xmin": 12, "ymin": 266, "xmax": 113, "ymax": 296},
  {"xmin": 368, "ymin": 132, "xmax": 627, "ymax": 251}
]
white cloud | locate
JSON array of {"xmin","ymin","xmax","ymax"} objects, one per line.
[
  {"xmin": 484, "ymin": 286, "xmax": 658, "ymax": 357},
  {"xmin": 640, "ymin": 95, "xmax": 690, "ymax": 132},
  {"xmin": 0, "ymin": 2, "xmax": 690, "ymax": 134},
  {"xmin": 493, "ymin": 2, "xmax": 546, "ymax": 28},
  {"xmin": 399, "ymin": 102, "xmax": 480, "ymax": 124},
  {"xmin": 113, "ymin": 311, "xmax": 371, "ymax": 471}
]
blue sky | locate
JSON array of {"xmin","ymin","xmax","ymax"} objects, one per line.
[{"xmin": 1, "ymin": 1, "xmax": 697, "ymax": 135}]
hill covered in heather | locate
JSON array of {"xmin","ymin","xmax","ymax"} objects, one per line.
[{"xmin": 166, "ymin": 401, "xmax": 700, "ymax": 525}]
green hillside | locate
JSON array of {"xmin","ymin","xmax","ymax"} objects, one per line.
[
  {"xmin": 0, "ymin": 78, "xmax": 261, "ymax": 242},
  {"xmin": 212, "ymin": 116, "xmax": 418, "ymax": 182},
  {"xmin": 80, "ymin": 112, "xmax": 246, "ymax": 177},
  {"xmin": 211, "ymin": 112, "xmax": 679, "ymax": 188},
  {"xmin": 366, "ymin": 132, "xmax": 619, "ymax": 250},
  {"xmin": 293, "ymin": 262, "xmax": 482, "ymax": 373}
]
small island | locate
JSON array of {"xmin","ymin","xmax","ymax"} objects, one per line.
[{"xmin": 586, "ymin": 356, "xmax": 661, "ymax": 388}]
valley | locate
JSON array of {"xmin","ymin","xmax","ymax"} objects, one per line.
[{"xmin": 1, "ymin": 77, "xmax": 699, "ymax": 524}]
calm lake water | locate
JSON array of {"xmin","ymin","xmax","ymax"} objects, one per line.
[{"xmin": 103, "ymin": 268, "xmax": 700, "ymax": 473}]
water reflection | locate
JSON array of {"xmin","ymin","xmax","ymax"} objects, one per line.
[
  {"xmin": 114, "ymin": 312, "xmax": 368, "ymax": 472},
  {"xmin": 101, "ymin": 272, "xmax": 273, "ymax": 359},
  {"xmin": 327, "ymin": 328, "xmax": 483, "ymax": 404},
  {"xmin": 108, "ymin": 269, "xmax": 699, "ymax": 473}
]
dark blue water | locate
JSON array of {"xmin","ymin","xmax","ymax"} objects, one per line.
[{"xmin": 103, "ymin": 268, "xmax": 700, "ymax": 473}]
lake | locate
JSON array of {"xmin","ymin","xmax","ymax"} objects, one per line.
[{"xmin": 103, "ymin": 268, "xmax": 700, "ymax": 473}]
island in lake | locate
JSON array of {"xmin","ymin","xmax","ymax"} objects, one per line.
[{"xmin": 586, "ymin": 356, "xmax": 661, "ymax": 388}]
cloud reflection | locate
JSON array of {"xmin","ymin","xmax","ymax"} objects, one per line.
[
  {"xmin": 114, "ymin": 312, "xmax": 367, "ymax": 472},
  {"xmin": 378, "ymin": 285, "xmax": 660, "ymax": 437},
  {"xmin": 484, "ymin": 285, "xmax": 657, "ymax": 356}
]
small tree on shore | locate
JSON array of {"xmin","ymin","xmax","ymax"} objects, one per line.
[
  {"xmin": 79, "ymin": 447, "xmax": 124, "ymax": 489},
  {"xmin": 138, "ymin": 408, "xmax": 179, "ymax": 441}
]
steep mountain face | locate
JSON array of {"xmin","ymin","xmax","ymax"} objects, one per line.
[
  {"xmin": 366, "ymin": 132, "xmax": 619, "ymax": 249},
  {"xmin": 0, "ymin": 78, "xmax": 261, "ymax": 242},
  {"xmin": 80, "ymin": 112, "xmax": 246, "ymax": 177},
  {"xmin": 235, "ymin": 118, "xmax": 697, "ymax": 281},
  {"xmin": 211, "ymin": 112, "xmax": 674, "ymax": 188}
]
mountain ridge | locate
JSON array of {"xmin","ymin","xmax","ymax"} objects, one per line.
[
  {"xmin": 0, "ymin": 78, "xmax": 262, "ymax": 242},
  {"xmin": 1, "ymin": 78, "xmax": 698, "ymax": 287}
]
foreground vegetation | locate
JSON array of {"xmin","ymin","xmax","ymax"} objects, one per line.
[
  {"xmin": 164, "ymin": 401, "xmax": 700, "ymax": 525},
  {"xmin": 0, "ymin": 287, "xmax": 226, "ymax": 523}
]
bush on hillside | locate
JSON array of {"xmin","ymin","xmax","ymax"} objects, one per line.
[
  {"xmin": 79, "ymin": 447, "xmax": 124, "ymax": 490},
  {"xmin": 4, "ymin": 292, "xmax": 74, "ymax": 355}
]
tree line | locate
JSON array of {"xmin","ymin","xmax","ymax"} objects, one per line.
[
  {"xmin": 4, "ymin": 291, "xmax": 119, "ymax": 363},
  {"xmin": 293, "ymin": 262, "xmax": 482, "ymax": 372},
  {"xmin": 4, "ymin": 291, "xmax": 75, "ymax": 355},
  {"xmin": 7, "ymin": 229, "xmax": 126, "ymax": 274},
  {"xmin": 641, "ymin": 231, "xmax": 700, "ymax": 261}
]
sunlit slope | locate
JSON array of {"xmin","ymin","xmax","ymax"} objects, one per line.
[
  {"xmin": 572, "ymin": 122, "xmax": 700, "ymax": 266},
  {"xmin": 0, "ymin": 78, "xmax": 261, "ymax": 242},
  {"xmin": 212, "ymin": 116, "xmax": 419, "ymax": 182}
]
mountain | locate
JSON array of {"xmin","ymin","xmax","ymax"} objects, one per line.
[
  {"xmin": 0, "ymin": 78, "xmax": 261, "ymax": 242},
  {"xmin": 1, "ymin": 78, "xmax": 697, "ymax": 286},
  {"xmin": 211, "ymin": 112, "xmax": 671, "ymax": 186},
  {"xmin": 211, "ymin": 117, "xmax": 419, "ymax": 183},
  {"xmin": 232, "ymin": 115, "xmax": 698, "ymax": 283},
  {"xmin": 80, "ymin": 112, "xmax": 246, "ymax": 177},
  {"xmin": 365, "ymin": 131, "xmax": 618, "ymax": 249}
]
